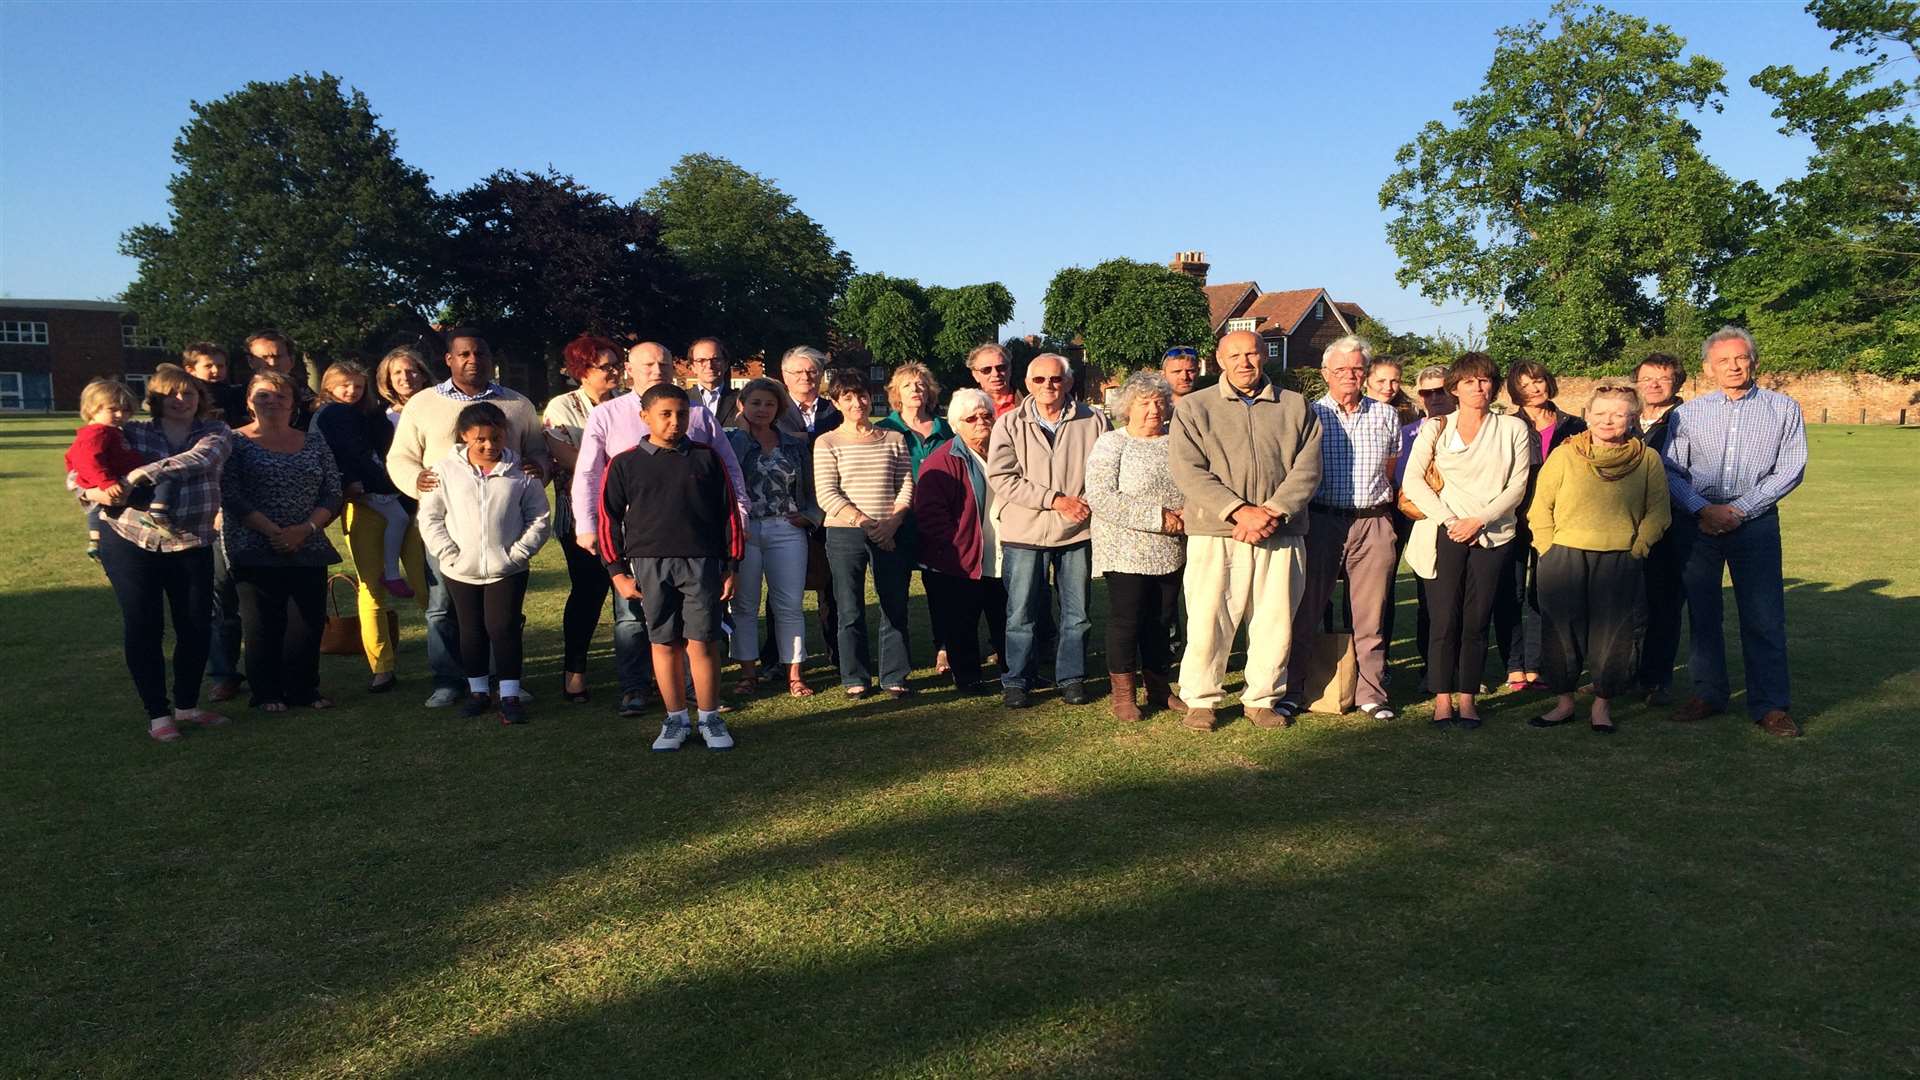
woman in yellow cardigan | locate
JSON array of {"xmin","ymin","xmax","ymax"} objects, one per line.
[{"xmin": 1526, "ymin": 384, "xmax": 1671, "ymax": 733}]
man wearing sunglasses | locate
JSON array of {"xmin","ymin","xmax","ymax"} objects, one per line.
[
  {"xmin": 967, "ymin": 343, "xmax": 1021, "ymax": 418},
  {"xmin": 1161, "ymin": 347, "xmax": 1200, "ymax": 402},
  {"xmin": 986, "ymin": 354, "xmax": 1110, "ymax": 709}
]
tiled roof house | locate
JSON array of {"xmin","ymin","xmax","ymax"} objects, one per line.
[{"xmin": 1171, "ymin": 251, "xmax": 1371, "ymax": 370}]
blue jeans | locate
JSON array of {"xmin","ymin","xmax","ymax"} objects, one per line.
[
  {"xmin": 824, "ymin": 527, "xmax": 913, "ymax": 688},
  {"xmin": 421, "ymin": 548, "xmax": 464, "ymax": 691},
  {"xmin": 205, "ymin": 537, "xmax": 243, "ymax": 682},
  {"xmin": 1678, "ymin": 511, "xmax": 1790, "ymax": 719},
  {"xmin": 611, "ymin": 590, "xmax": 658, "ymax": 694},
  {"xmin": 1001, "ymin": 542, "xmax": 1091, "ymax": 690}
]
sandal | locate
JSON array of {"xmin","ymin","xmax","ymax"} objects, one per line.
[
  {"xmin": 175, "ymin": 708, "xmax": 230, "ymax": 729},
  {"xmin": 884, "ymin": 685, "xmax": 915, "ymax": 700},
  {"xmin": 788, "ymin": 678, "xmax": 814, "ymax": 698},
  {"xmin": 845, "ymin": 684, "xmax": 870, "ymax": 699},
  {"xmin": 732, "ymin": 673, "xmax": 761, "ymax": 698},
  {"xmin": 309, "ymin": 696, "xmax": 335, "ymax": 710},
  {"xmin": 1358, "ymin": 703, "xmax": 1397, "ymax": 721},
  {"xmin": 148, "ymin": 718, "xmax": 183, "ymax": 743},
  {"xmin": 259, "ymin": 702, "xmax": 288, "ymax": 714}
]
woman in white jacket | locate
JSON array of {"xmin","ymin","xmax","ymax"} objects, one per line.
[{"xmin": 418, "ymin": 402, "xmax": 551, "ymax": 724}]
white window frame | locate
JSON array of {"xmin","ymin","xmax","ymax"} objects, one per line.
[
  {"xmin": 124, "ymin": 374, "xmax": 149, "ymax": 398},
  {"xmin": 1267, "ymin": 342, "xmax": 1280, "ymax": 359},
  {"xmin": 1313, "ymin": 302, "xmax": 1324, "ymax": 320},
  {"xmin": 0, "ymin": 321, "xmax": 49, "ymax": 345},
  {"xmin": 0, "ymin": 372, "xmax": 22, "ymax": 410},
  {"xmin": 122, "ymin": 324, "xmax": 166, "ymax": 350},
  {"xmin": 1226, "ymin": 318, "xmax": 1256, "ymax": 334}
]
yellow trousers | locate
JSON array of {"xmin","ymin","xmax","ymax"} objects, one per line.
[{"xmin": 343, "ymin": 499, "xmax": 428, "ymax": 674}]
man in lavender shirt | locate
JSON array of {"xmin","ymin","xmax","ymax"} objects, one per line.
[{"xmin": 572, "ymin": 341, "xmax": 748, "ymax": 715}]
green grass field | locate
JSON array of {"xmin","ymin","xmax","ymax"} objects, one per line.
[{"xmin": 3, "ymin": 415, "xmax": 1916, "ymax": 1078}]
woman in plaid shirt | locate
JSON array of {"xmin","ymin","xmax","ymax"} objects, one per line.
[{"xmin": 75, "ymin": 364, "xmax": 235, "ymax": 743}]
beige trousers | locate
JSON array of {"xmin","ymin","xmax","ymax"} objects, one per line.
[{"xmin": 1177, "ymin": 533, "xmax": 1305, "ymax": 709}]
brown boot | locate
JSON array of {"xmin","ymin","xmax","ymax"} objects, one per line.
[
  {"xmin": 1757, "ymin": 709, "xmax": 1802, "ymax": 738},
  {"xmin": 1142, "ymin": 671, "xmax": 1186, "ymax": 715},
  {"xmin": 1109, "ymin": 672, "xmax": 1143, "ymax": 722},
  {"xmin": 1183, "ymin": 706, "xmax": 1218, "ymax": 731},
  {"xmin": 1244, "ymin": 706, "xmax": 1292, "ymax": 729},
  {"xmin": 1672, "ymin": 696, "xmax": 1725, "ymax": 723}
]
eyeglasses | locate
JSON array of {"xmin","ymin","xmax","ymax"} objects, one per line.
[
  {"xmin": 972, "ymin": 364, "xmax": 1008, "ymax": 375},
  {"xmin": 957, "ymin": 412, "xmax": 994, "ymax": 424},
  {"xmin": 1030, "ymin": 375, "xmax": 1065, "ymax": 385},
  {"xmin": 590, "ymin": 363, "xmax": 622, "ymax": 376},
  {"xmin": 1417, "ymin": 386, "xmax": 1449, "ymax": 396}
]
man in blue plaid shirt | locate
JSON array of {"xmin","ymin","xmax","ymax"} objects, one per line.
[
  {"xmin": 1282, "ymin": 335, "xmax": 1404, "ymax": 722},
  {"xmin": 1662, "ymin": 327, "xmax": 1809, "ymax": 737}
]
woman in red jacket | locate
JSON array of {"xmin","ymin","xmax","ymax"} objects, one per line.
[{"xmin": 912, "ymin": 389, "xmax": 1005, "ymax": 694}]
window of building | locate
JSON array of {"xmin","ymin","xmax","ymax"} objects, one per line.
[
  {"xmin": 0, "ymin": 372, "xmax": 22, "ymax": 410},
  {"xmin": 122, "ymin": 324, "xmax": 166, "ymax": 350},
  {"xmin": 124, "ymin": 374, "xmax": 149, "ymax": 398},
  {"xmin": 1313, "ymin": 302, "xmax": 1324, "ymax": 320},
  {"xmin": 869, "ymin": 365, "xmax": 886, "ymax": 383},
  {"xmin": 1267, "ymin": 342, "xmax": 1280, "ymax": 358},
  {"xmin": 1226, "ymin": 318, "xmax": 1256, "ymax": 334},
  {"xmin": 0, "ymin": 321, "xmax": 49, "ymax": 345}
]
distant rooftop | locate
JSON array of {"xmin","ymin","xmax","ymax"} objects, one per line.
[{"xmin": 0, "ymin": 298, "xmax": 132, "ymax": 313}]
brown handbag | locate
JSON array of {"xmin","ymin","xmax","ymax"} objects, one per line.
[
  {"xmin": 1396, "ymin": 460, "xmax": 1446, "ymax": 521},
  {"xmin": 319, "ymin": 573, "xmax": 363, "ymax": 655}
]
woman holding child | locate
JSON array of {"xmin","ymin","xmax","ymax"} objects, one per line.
[{"xmin": 75, "ymin": 365, "xmax": 234, "ymax": 742}]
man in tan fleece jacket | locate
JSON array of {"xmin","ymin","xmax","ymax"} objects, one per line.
[
  {"xmin": 986, "ymin": 353, "xmax": 1110, "ymax": 710},
  {"xmin": 1169, "ymin": 330, "xmax": 1323, "ymax": 731}
]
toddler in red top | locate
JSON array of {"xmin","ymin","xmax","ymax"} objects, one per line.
[{"xmin": 65, "ymin": 378, "xmax": 177, "ymax": 559}]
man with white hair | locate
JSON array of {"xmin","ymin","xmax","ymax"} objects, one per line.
[
  {"xmin": 986, "ymin": 353, "xmax": 1110, "ymax": 709},
  {"xmin": 1662, "ymin": 327, "xmax": 1808, "ymax": 737},
  {"xmin": 571, "ymin": 341, "xmax": 748, "ymax": 717},
  {"xmin": 1169, "ymin": 329, "xmax": 1322, "ymax": 731},
  {"xmin": 772, "ymin": 344, "xmax": 843, "ymax": 666},
  {"xmin": 1283, "ymin": 335, "xmax": 1404, "ymax": 722},
  {"xmin": 968, "ymin": 343, "xmax": 1021, "ymax": 418}
]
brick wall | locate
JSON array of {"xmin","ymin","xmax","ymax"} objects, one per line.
[{"xmin": 1553, "ymin": 371, "xmax": 1920, "ymax": 425}]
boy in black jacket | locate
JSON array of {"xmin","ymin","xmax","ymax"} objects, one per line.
[{"xmin": 599, "ymin": 384, "xmax": 743, "ymax": 751}]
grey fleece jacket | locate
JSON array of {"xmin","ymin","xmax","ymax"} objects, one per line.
[
  {"xmin": 985, "ymin": 396, "xmax": 1110, "ymax": 548},
  {"xmin": 1169, "ymin": 376, "xmax": 1323, "ymax": 538}
]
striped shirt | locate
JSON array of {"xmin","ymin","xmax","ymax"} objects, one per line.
[
  {"xmin": 1661, "ymin": 386, "xmax": 1808, "ymax": 518},
  {"xmin": 814, "ymin": 427, "xmax": 914, "ymax": 525},
  {"xmin": 89, "ymin": 420, "xmax": 233, "ymax": 552},
  {"xmin": 1309, "ymin": 394, "xmax": 1400, "ymax": 508}
]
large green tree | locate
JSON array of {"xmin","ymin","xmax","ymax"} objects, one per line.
[
  {"xmin": 442, "ymin": 168, "xmax": 695, "ymax": 387},
  {"xmin": 927, "ymin": 283, "xmax": 1015, "ymax": 378},
  {"xmin": 640, "ymin": 153, "xmax": 853, "ymax": 362},
  {"xmin": 1379, "ymin": 1, "xmax": 1765, "ymax": 369},
  {"xmin": 1719, "ymin": 0, "xmax": 1920, "ymax": 377},
  {"xmin": 121, "ymin": 73, "xmax": 443, "ymax": 362},
  {"xmin": 1041, "ymin": 258, "xmax": 1212, "ymax": 375},
  {"xmin": 834, "ymin": 274, "xmax": 1014, "ymax": 384}
]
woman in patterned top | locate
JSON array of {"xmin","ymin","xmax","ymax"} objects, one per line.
[
  {"xmin": 1085, "ymin": 370, "xmax": 1188, "ymax": 722},
  {"xmin": 542, "ymin": 333, "xmax": 627, "ymax": 702},
  {"xmin": 726, "ymin": 378, "xmax": 823, "ymax": 699},
  {"xmin": 222, "ymin": 371, "xmax": 345, "ymax": 712}
]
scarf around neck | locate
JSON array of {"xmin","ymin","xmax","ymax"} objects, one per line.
[{"xmin": 1565, "ymin": 431, "xmax": 1643, "ymax": 483}]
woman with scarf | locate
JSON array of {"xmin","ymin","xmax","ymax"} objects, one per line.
[
  {"xmin": 1525, "ymin": 385, "xmax": 1671, "ymax": 734},
  {"xmin": 912, "ymin": 388, "xmax": 1006, "ymax": 695}
]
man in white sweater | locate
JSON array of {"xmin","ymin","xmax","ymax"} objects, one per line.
[{"xmin": 385, "ymin": 329, "xmax": 549, "ymax": 708}]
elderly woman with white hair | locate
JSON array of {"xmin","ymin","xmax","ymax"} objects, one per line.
[
  {"xmin": 913, "ymin": 388, "xmax": 1007, "ymax": 693},
  {"xmin": 1085, "ymin": 370, "xmax": 1189, "ymax": 721},
  {"xmin": 1526, "ymin": 384, "xmax": 1670, "ymax": 734}
]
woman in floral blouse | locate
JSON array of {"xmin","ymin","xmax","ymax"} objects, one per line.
[{"xmin": 725, "ymin": 377, "xmax": 823, "ymax": 698}]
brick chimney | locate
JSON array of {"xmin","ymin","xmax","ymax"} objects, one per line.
[{"xmin": 1169, "ymin": 250, "xmax": 1210, "ymax": 286}]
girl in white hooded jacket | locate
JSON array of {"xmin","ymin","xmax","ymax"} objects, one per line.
[{"xmin": 419, "ymin": 402, "xmax": 551, "ymax": 723}]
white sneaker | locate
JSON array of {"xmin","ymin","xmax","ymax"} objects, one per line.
[
  {"xmin": 697, "ymin": 713, "xmax": 735, "ymax": 751},
  {"xmin": 652, "ymin": 715, "xmax": 691, "ymax": 752},
  {"xmin": 424, "ymin": 687, "xmax": 462, "ymax": 708}
]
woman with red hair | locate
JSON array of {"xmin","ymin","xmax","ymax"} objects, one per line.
[{"xmin": 543, "ymin": 333, "xmax": 627, "ymax": 702}]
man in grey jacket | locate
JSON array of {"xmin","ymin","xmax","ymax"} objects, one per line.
[
  {"xmin": 986, "ymin": 353, "xmax": 1110, "ymax": 709},
  {"xmin": 1169, "ymin": 330, "xmax": 1323, "ymax": 731}
]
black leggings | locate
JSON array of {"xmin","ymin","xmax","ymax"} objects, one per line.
[
  {"xmin": 232, "ymin": 564, "xmax": 328, "ymax": 706},
  {"xmin": 560, "ymin": 535, "xmax": 612, "ymax": 673},
  {"xmin": 446, "ymin": 572, "xmax": 530, "ymax": 682},
  {"xmin": 1425, "ymin": 535, "xmax": 1513, "ymax": 695},
  {"xmin": 1104, "ymin": 570, "xmax": 1180, "ymax": 677},
  {"xmin": 97, "ymin": 527, "xmax": 214, "ymax": 717}
]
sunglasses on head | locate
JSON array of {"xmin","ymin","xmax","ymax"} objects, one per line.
[{"xmin": 1163, "ymin": 347, "xmax": 1198, "ymax": 360}]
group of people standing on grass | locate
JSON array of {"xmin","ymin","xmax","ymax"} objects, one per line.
[{"xmin": 67, "ymin": 319, "xmax": 1808, "ymax": 748}]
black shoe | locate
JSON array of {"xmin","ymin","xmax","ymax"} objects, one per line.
[
  {"xmin": 1003, "ymin": 686, "xmax": 1032, "ymax": 710},
  {"xmin": 1059, "ymin": 679, "xmax": 1090, "ymax": 706},
  {"xmin": 499, "ymin": 696, "xmax": 529, "ymax": 725},
  {"xmin": 1429, "ymin": 717, "xmax": 1455, "ymax": 731},
  {"xmin": 1643, "ymin": 686, "xmax": 1672, "ymax": 707},
  {"xmin": 1590, "ymin": 721, "xmax": 1617, "ymax": 735},
  {"xmin": 1454, "ymin": 715, "xmax": 1483, "ymax": 731},
  {"xmin": 367, "ymin": 674, "xmax": 399, "ymax": 695},
  {"xmin": 618, "ymin": 690, "xmax": 649, "ymax": 717},
  {"xmin": 461, "ymin": 692, "xmax": 492, "ymax": 718},
  {"xmin": 1527, "ymin": 712, "xmax": 1576, "ymax": 728}
]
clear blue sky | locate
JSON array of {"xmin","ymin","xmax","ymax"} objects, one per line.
[{"xmin": 0, "ymin": 1, "xmax": 1836, "ymax": 345}]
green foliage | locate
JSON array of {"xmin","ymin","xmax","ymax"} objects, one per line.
[
  {"xmin": 1041, "ymin": 258, "xmax": 1213, "ymax": 375},
  {"xmin": 1717, "ymin": 0, "xmax": 1920, "ymax": 378},
  {"xmin": 1379, "ymin": 1, "xmax": 1765, "ymax": 370},
  {"xmin": 927, "ymin": 283, "xmax": 1015, "ymax": 374},
  {"xmin": 120, "ymin": 73, "xmax": 443, "ymax": 362},
  {"xmin": 641, "ymin": 153, "xmax": 853, "ymax": 363},
  {"xmin": 442, "ymin": 168, "xmax": 694, "ymax": 382},
  {"xmin": 835, "ymin": 274, "xmax": 1014, "ymax": 386},
  {"xmin": 863, "ymin": 291, "xmax": 926, "ymax": 368}
]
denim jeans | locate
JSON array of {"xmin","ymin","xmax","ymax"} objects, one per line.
[
  {"xmin": 97, "ymin": 527, "xmax": 214, "ymax": 717},
  {"xmin": 610, "ymin": 589, "xmax": 657, "ymax": 694},
  {"xmin": 1678, "ymin": 511, "xmax": 1790, "ymax": 719},
  {"xmin": 824, "ymin": 526, "xmax": 913, "ymax": 688},
  {"xmin": 421, "ymin": 547, "xmax": 464, "ymax": 691},
  {"xmin": 205, "ymin": 538, "xmax": 243, "ymax": 682},
  {"xmin": 1001, "ymin": 542, "xmax": 1091, "ymax": 690}
]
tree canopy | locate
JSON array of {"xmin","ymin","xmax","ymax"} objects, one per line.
[
  {"xmin": 1379, "ymin": 1, "xmax": 1765, "ymax": 370},
  {"xmin": 640, "ymin": 154, "xmax": 853, "ymax": 363},
  {"xmin": 834, "ymin": 273, "xmax": 1014, "ymax": 385},
  {"xmin": 121, "ymin": 73, "xmax": 443, "ymax": 363},
  {"xmin": 1041, "ymin": 258, "xmax": 1212, "ymax": 375}
]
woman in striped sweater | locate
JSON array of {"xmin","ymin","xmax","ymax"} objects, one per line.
[{"xmin": 814, "ymin": 369, "xmax": 916, "ymax": 698}]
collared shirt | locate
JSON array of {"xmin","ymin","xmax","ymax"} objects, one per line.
[
  {"xmin": 1662, "ymin": 386, "xmax": 1807, "ymax": 518},
  {"xmin": 570, "ymin": 393, "xmax": 747, "ymax": 540},
  {"xmin": 1309, "ymin": 393, "xmax": 1399, "ymax": 508},
  {"xmin": 694, "ymin": 383, "xmax": 725, "ymax": 416},
  {"xmin": 796, "ymin": 397, "xmax": 824, "ymax": 433},
  {"xmin": 93, "ymin": 419, "xmax": 233, "ymax": 552},
  {"xmin": 435, "ymin": 379, "xmax": 503, "ymax": 403}
]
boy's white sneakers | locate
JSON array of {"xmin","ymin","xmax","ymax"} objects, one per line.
[
  {"xmin": 697, "ymin": 713, "xmax": 735, "ymax": 751},
  {"xmin": 652, "ymin": 715, "xmax": 692, "ymax": 752}
]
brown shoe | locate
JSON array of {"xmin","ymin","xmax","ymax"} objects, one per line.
[
  {"xmin": 1182, "ymin": 706, "xmax": 1217, "ymax": 731},
  {"xmin": 1142, "ymin": 671, "xmax": 1186, "ymax": 715},
  {"xmin": 1757, "ymin": 710, "xmax": 1802, "ymax": 738},
  {"xmin": 1245, "ymin": 706, "xmax": 1293, "ymax": 730},
  {"xmin": 1109, "ymin": 672, "xmax": 1142, "ymax": 723},
  {"xmin": 208, "ymin": 678, "xmax": 243, "ymax": 703},
  {"xmin": 1671, "ymin": 696, "xmax": 1724, "ymax": 723}
]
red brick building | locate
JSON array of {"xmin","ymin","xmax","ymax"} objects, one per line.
[
  {"xmin": 1169, "ymin": 252, "xmax": 1371, "ymax": 371},
  {"xmin": 0, "ymin": 299, "xmax": 173, "ymax": 412}
]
